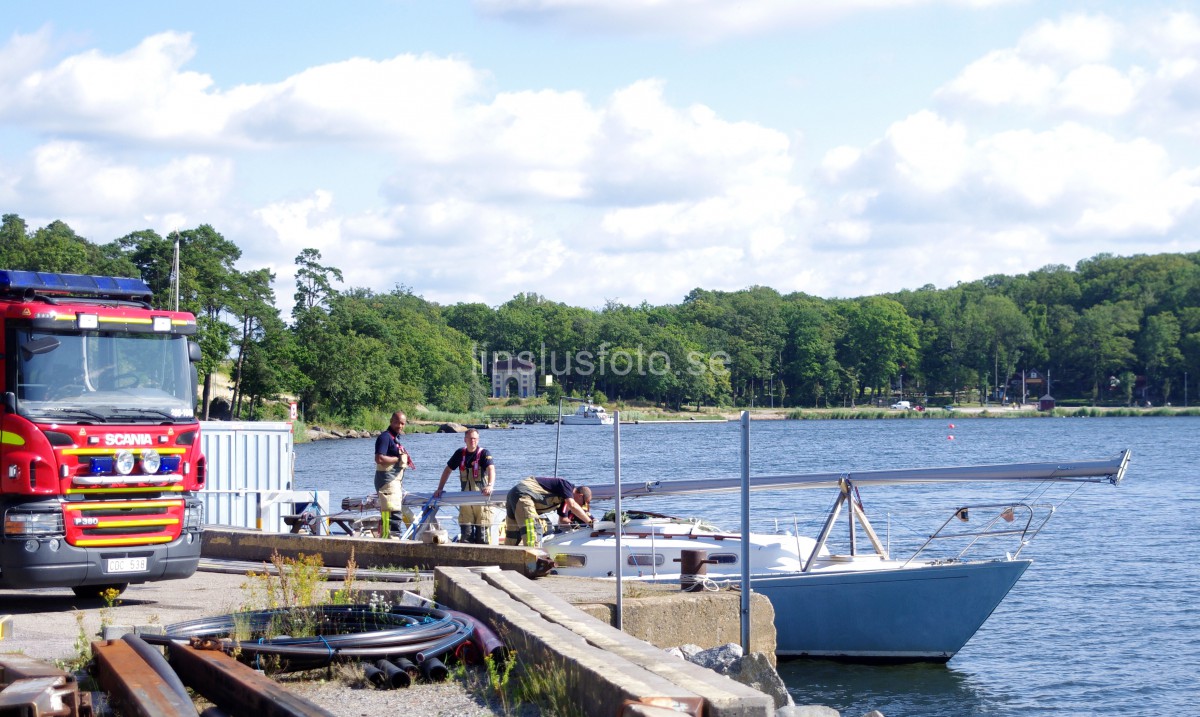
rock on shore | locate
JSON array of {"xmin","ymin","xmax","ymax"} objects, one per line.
[{"xmin": 306, "ymin": 426, "xmax": 373, "ymax": 441}]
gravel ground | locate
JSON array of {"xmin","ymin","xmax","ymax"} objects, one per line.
[
  {"xmin": 286, "ymin": 675, "xmax": 537, "ymax": 716},
  {"xmin": 0, "ymin": 567, "xmax": 534, "ymax": 716}
]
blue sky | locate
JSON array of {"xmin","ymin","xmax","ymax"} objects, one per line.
[{"xmin": 4, "ymin": 1, "xmax": 1200, "ymax": 312}]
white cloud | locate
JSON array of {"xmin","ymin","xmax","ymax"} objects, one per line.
[
  {"xmin": 1141, "ymin": 11, "xmax": 1200, "ymax": 56},
  {"xmin": 823, "ymin": 114, "xmax": 1200, "ymax": 245},
  {"xmin": 474, "ymin": 0, "xmax": 1023, "ymax": 41},
  {"xmin": 7, "ymin": 32, "xmax": 233, "ymax": 143},
  {"xmin": 1057, "ymin": 64, "xmax": 1140, "ymax": 115},
  {"xmin": 254, "ymin": 191, "xmax": 342, "ymax": 254},
  {"xmin": 1017, "ymin": 13, "xmax": 1119, "ymax": 65},
  {"xmin": 0, "ymin": 27, "xmax": 820, "ymax": 307},
  {"xmin": 937, "ymin": 13, "xmax": 1144, "ymax": 118},
  {"xmin": 27, "ymin": 141, "xmax": 232, "ymax": 215},
  {"xmin": 884, "ymin": 111, "xmax": 969, "ymax": 193},
  {"xmin": 937, "ymin": 49, "xmax": 1058, "ymax": 108},
  {"xmin": 0, "ymin": 25, "xmax": 53, "ymax": 87},
  {"xmin": 590, "ymin": 80, "xmax": 794, "ymax": 203},
  {"xmin": 7, "ymin": 8, "xmax": 1200, "ymax": 310}
]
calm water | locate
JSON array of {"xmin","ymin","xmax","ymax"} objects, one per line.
[{"xmin": 295, "ymin": 417, "xmax": 1200, "ymax": 716}]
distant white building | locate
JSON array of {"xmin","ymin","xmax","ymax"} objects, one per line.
[{"xmin": 492, "ymin": 357, "xmax": 536, "ymax": 398}]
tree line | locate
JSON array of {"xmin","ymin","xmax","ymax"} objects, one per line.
[{"xmin": 3, "ymin": 212, "xmax": 1198, "ymax": 421}]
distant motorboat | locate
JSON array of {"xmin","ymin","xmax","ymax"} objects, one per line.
[{"xmin": 559, "ymin": 403, "xmax": 613, "ymax": 425}]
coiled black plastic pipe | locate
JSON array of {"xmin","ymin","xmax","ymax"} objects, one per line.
[{"xmin": 141, "ymin": 604, "xmax": 474, "ymax": 673}]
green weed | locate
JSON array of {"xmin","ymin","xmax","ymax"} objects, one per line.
[
  {"xmin": 238, "ymin": 551, "xmax": 330, "ymax": 651},
  {"xmin": 57, "ymin": 611, "xmax": 91, "ymax": 673},
  {"xmin": 463, "ymin": 650, "xmax": 582, "ymax": 717},
  {"xmin": 513, "ymin": 656, "xmax": 581, "ymax": 717}
]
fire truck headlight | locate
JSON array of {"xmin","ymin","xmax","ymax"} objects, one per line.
[
  {"xmin": 114, "ymin": 450, "xmax": 135, "ymax": 475},
  {"xmin": 140, "ymin": 449, "xmax": 161, "ymax": 474},
  {"xmin": 184, "ymin": 501, "xmax": 203, "ymax": 530},
  {"xmin": 4, "ymin": 510, "xmax": 64, "ymax": 537}
]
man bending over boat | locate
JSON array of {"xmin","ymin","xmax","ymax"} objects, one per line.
[
  {"xmin": 504, "ymin": 477, "xmax": 592, "ymax": 546},
  {"xmin": 433, "ymin": 428, "xmax": 496, "ymax": 544}
]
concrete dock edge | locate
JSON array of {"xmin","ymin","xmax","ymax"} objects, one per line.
[
  {"xmin": 482, "ymin": 570, "xmax": 775, "ymax": 716},
  {"xmin": 436, "ymin": 567, "xmax": 773, "ymax": 717},
  {"xmin": 202, "ymin": 527, "xmax": 548, "ymax": 576}
]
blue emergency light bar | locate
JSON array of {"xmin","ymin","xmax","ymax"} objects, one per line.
[{"xmin": 0, "ymin": 270, "xmax": 153, "ymax": 302}]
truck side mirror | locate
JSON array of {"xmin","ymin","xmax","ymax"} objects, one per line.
[
  {"xmin": 188, "ymin": 341, "xmax": 202, "ymax": 363},
  {"xmin": 3, "ymin": 391, "xmax": 15, "ymax": 414}
]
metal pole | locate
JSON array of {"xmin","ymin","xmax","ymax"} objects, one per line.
[
  {"xmin": 739, "ymin": 410, "xmax": 751, "ymax": 652},
  {"xmin": 553, "ymin": 396, "xmax": 563, "ymax": 477},
  {"xmin": 614, "ymin": 410, "xmax": 623, "ymax": 630},
  {"xmin": 171, "ymin": 236, "xmax": 180, "ymax": 312}
]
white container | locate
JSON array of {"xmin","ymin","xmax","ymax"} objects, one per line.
[{"xmin": 199, "ymin": 421, "xmax": 325, "ymax": 532}]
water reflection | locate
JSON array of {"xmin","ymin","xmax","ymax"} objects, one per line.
[{"xmin": 778, "ymin": 660, "xmax": 1000, "ymax": 716}]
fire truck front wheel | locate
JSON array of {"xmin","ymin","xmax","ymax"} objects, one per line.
[{"xmin": 71, "ymin": 583, "xmax": 129, "ymax": 599}]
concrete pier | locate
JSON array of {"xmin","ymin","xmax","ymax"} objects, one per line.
[
  {"xmin": 437, "ymin": 567, "xmax": 774, "ymax": 717},
  {"xmin": 203, "ymin": 528, "xmax": 783, "ymax": 715},
  {"xmin": 202, "ymin": 526, "xmax": 551, "ymax": 577}
]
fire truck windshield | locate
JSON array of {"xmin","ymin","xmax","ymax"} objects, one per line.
[{"xmin": 14, "ymin": 329, "xmax": 195, "ymax": 423}]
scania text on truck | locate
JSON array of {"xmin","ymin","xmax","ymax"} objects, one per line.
[{"xmin": 0, "ymin": 270, "xmax": 205, "ymax": 597}]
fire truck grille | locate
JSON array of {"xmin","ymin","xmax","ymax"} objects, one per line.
[{"xmin": 65, "ymin": 500, "xmax": 184, "ymax": 546}]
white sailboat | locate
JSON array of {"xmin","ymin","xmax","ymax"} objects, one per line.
[{"xmin": 412, "ymin": 450, "xmax": 1131, "ymax": 662}]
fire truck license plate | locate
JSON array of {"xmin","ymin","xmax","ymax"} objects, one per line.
[{"xmin": 106, "ymin": 557, "xmax": 147, "ymax": 574}]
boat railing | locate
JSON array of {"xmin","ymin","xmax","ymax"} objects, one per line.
[{"xmin": 903, "ymin": 501, "xmax": 1056, "ymax": 566}]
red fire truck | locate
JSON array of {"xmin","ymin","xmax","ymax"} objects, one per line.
[{"xmin": 0, "ymin": 270, "xmax": 205, "ymax": 597}]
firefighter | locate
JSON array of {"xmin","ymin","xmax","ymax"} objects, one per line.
[
  {"xmin": 504, "ymin": 476, "xmax": 592, "ymax": 546},
  {"xmin": 373, "ymin": 411, "xmax": 414, "ymax": 538},
  {"xmin": 434, "ymin": 429, "xmax": 496, "ymax": 544}
]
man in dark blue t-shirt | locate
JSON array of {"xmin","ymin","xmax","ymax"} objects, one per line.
[
  {"xmin": 374, "ymin": 411, "xmax": 414, "ymax": 538},
  {"xmin": 504, "ymin": 476, "xmax": 592, "ymax": 546},
  {"xmin": 434, "ymin": 428, "xmax": 496, "ymax": 544}
]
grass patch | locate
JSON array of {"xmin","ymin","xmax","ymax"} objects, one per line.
[
  {"xmin": 415, "ymin": 408, "xmax": 489, "ymax": 424},
  {"xmin": 463, "ymin": 652, "xmax": 581, "ymax": 717}
]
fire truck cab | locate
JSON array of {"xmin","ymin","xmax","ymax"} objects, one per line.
[{"xmin": 0, "ymin": 270, "xmax": 205, "ymax": 597}]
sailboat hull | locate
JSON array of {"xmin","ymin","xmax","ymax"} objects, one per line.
[{"xmin": 758, "ymin": 558, "xmax": 1031, "ymax": 662}]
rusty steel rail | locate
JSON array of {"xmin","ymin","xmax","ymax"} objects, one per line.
[
  {"xmin": 165, "ymin": 642, "xmax": 335, "ymax": 717},
  {"xmin": 6, "ymin": 642, "xmax": 341, "ymax": 717},
  {"xmin": 0, "ymin": 654, "xmax": 92, "ymax": 717},
  {"xmin": 91, "ymin": 640, "xmax": 197, "ymax": 717}
]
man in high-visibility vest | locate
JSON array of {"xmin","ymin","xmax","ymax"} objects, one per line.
[
  {"xmin": 504, "ymin": 476, "xmax": 592, "ymax": 546},
  {"xmin": 434, "ymin": 428, "xmax": 496, "ymax": 544},
  {"xmin": 373, "ymin": 411, "xmax": 414, "ymax": 539}
]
